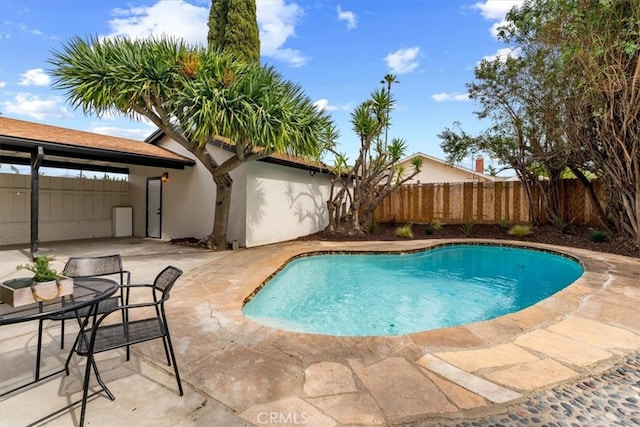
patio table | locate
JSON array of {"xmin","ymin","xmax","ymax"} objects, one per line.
[{"xmin": 0, "ymin": 277, "xmax": 118, "ymax": 397}]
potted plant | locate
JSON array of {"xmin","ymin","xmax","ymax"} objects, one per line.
[
  {"xmin": 16, "ymin": 255, "xmax": 60, "ymax": 283},
  {"xmin": 0, "ymin": 255, "xmax": 73, "ymax": 307}
]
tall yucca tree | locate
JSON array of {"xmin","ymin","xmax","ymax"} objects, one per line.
[
  {"xmin": 380, "ymin": 73, "xmax": 399, "ymax": 146},
  {"xmin": 326, "ymin": 85, "xmax": 421, "ymax": 234},
  {"xmin": 49, "ymin": 36, "xmax": 331, "ymax": 249}
]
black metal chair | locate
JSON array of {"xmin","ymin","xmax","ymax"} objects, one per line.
[
  {"xmin": 73, "ymin": 265, "xmax": 184, "ymax": 426},
  {"xmin": 35, "ymin": 255, "xmax": 130, "ymax": 380}
]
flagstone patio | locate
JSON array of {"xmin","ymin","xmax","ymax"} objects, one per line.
[{"xmin": 1, "ymin": 238, "xmax": 639, "ymax": 426}]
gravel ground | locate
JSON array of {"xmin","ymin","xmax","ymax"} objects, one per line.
[{"xmin": 415, "ymin": 352, "xmax": 640, "ymax": 427}]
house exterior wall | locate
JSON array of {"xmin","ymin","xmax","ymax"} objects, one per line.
[
  {"xmin": 0, "ymin": 137, "xmax": 332, "ymax": 248},
  {"xmin": 401, "ymin": 158, "xmax": 492, "ymax": 184},
  {"xmin": 128, "ymin": 136, "xmax": 247, "ymax": 244},
  {"xmin": 245, "ymin": 161, "xmax": 331, "ymax": 247},
  {"xmin": 0, "ymin": 173, "xmax": 129, "ymax": 245},
  {"xmin": 141, "ymin": 135, "xmax": 331, "ymax": 247},
  {"xmin": 128, "ymin": 163, "xmax": 217, "ymax": 242}
]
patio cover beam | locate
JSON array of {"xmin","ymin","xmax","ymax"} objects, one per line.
[
  {"xmin": 1, "ymin": 137, "xmax": 194, "ymax": 170},
  {"xmin": 31, "ymin": 146, "xmax": 44, "ymax": 259},
  {"xmin": 1, "ymin": 155, "xmax": 130, "ymax": 175}
]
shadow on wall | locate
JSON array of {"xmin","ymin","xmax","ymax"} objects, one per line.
[
  {"xmin": 245, "ymin": 174, "xmax": 328, "ymax": 246},
  {"xmin": 246, "ymin": 176, "xmax": 266, "ymax": 245},
  {"xmin": 284, "ymin": 181, "xmax": 327, "ymax": 230}
]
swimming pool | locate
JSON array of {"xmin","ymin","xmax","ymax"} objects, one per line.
[{"xmin": 242, "ymin": 244, "xmax": 584, "ymax": 336}]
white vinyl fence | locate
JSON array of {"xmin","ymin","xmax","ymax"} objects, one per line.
[{"xmin": 0, "ymin": 173, "xmax": 129, "ymax": 245}]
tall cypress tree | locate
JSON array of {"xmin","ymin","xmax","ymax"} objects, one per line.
[{"xmin": 208, "ymin": 0, "xmax": 260, "ymax": 62}]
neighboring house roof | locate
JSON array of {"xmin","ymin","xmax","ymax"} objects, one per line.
[
  {"xmin": 0, "ymin": 117, "xmax": 196, "ymax": 173},
  {"xmin": 145, "ymin": 129, "xmax": 329, "ymax": 173},
  {"xmin": 400, "ymin": 152, "xmax": 498, "ymax": 182}
]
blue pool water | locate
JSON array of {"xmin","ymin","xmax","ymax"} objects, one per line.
[{"xmin": 242, "ymin": 244, "xmax": 584, "ymax": 336}]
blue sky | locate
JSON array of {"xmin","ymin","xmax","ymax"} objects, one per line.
[{"xmin": 0, "ymin": 0, "xmax": 521, "ymax": 171}]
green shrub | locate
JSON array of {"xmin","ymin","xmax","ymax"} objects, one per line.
[
  {"xmin": 589, "ymin": 229, "xmax": 608, "ymax": 243},
  {"xmin": 16, "ymin": 255, "xmax": 58, "ymax": 282},
  {"xmin": 498, "ymin": 219, "xmax": 510, "ymax": 230},
  {"xmin": 460, "ymin": 222, "xmax": 474, "ymax": 236},
  {"xmin": 425, "ymin": 223, "xmax": 435, "ymax": 235},
  {"xmin": 368, "ymin": 221, "xmax": 380, "ymax": 234},
  {"xmin": 430, "ymin": 219, "xmax": 443, "ymax": 230},
  {"xmin": 395, "ymin": 224, "xmax": 414, "ymax": 238},
  {"xmin": 508, "ymin": 224, "xmax": 532, "ymax": 237}
]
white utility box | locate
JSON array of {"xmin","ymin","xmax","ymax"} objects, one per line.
[{"xmin": 112, "ymin": 207, "xmax": 133, "ymax": 237}]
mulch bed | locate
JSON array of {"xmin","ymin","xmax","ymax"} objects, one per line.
[{"xmin": 298, "ymin": 223, "xmax": 640, "ymax": 259}]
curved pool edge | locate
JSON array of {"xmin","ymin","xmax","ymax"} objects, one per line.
[
  {"xmin": 157, "ymin": 238, "xmax": 640, "ymax": 425},
  {"xmin": 241, "ymin": 240, "xmax": 586, "ymax": 310},
  {"xmin": 242, "ymin": 241, "xmax": 585, "ymax": 336}
]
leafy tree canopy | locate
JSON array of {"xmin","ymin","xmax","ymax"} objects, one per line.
[{"xmin": 49, "ymin": 36, "xmax": 331, "ymax": 248}]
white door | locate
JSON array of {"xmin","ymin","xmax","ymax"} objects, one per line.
[{"xmin": 146, "ymin": 178, "xmax": 162, "ymax": 238}]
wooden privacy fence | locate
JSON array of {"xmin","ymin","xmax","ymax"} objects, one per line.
[{"xmin": 372, "ymin": 180, "xmax": 603, "ymax": 227}]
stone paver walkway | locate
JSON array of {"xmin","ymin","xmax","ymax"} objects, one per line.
[
  {"xmin": 1, "ymin": 238, "xmax": 639, "ymax": 426},
  {"xmin": 135, "ymin": 239, "xmax": 640, "ymax": 426}
]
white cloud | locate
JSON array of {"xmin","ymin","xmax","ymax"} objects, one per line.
[
  {"xmin": 472, "ymin": 0, "xmax": 523, "ymax": 20},
  {"xmin": 336, "ymin": 6, "xmax": 357, "ymax": 29},
  {"xmin": 314, "ymin": 99, "xmax": 351, "ymax": 112},
  {"xmin": 18, "ymin": 24, "xmax": 43, "ymax": 36},
  {"xmin": 104, "ymin": 0, "xmax": 308, "ymax": 68},
  {"xmin": 490, "ymin": 19, "xmax": 505, "ymax": 38},
  {"xmin": 472, "ymin": 0, "xmax": 523, "ymax": 39},
  {"xmin": 480, "ymin": 47, "xmax": 520, "ymax": 63},
  {"xmin": 2, "ymin": 93, "xmax": 73, "ymax": 120},
  {"xmin": 314, "ymin": 99, "xmax": 335, "ymax": 111},
  {"xmin": 432, "ymin": 92, "xmax": 470, "ymax": 102},
  {"xmin": 106, "ymin": 0, "xmax": 208, "ymax": 44},
  {"xmin": 0, "ymin": 81, "xmax": 6, "ymax": 88},
  {"xmin": 90, "ymin": 126, "xmax": 153, "ymax": 141},
  {"xmin": 257, "ymin": 0, "xmax": 308, "ymax": 67},
  {"xmin": 384, "ymin": 47, "xmax": 420, "ymax": 74},
  {"xmin": 18, "ymin": 68, "xmax": 51, "ymax": 86}
]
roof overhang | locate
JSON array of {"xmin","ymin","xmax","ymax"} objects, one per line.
[
  {"xmin": 147, "ymin": 129, "xmax": 330, "ymax": 174},
  {"xmin": 1, "ymin": 135, "xmax": 195, "ymax": 174},
  {"xmin": 0, "ymin": 116, "xmax": 196, "ymax": 174}
]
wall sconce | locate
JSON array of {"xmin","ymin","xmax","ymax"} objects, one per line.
[
  {"xmin": 161, "ymin": 172, "xmax": 169, "ymax": 183},
  {"xmin": 309, "ymin": 170, "xmax": 316, "ymax": 177}
]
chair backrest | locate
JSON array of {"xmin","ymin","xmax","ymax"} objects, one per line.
[
  {"xmin": 63, "ymin": 255, "xmax": 124, "ymax": 278},
  {"xmin": 153, "ymin": 266, "xmax": 183, "ymax": 297}
]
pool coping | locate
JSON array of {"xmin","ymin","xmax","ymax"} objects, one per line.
[
  {"xmin": 241, "ymin": 241, "xmax": 585, "ymax": 313},
  {"xmin": 137, "ymin": 238, "xmax": 640, "ymax": 425}
]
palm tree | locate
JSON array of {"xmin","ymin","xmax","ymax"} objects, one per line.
[
  {"xmin": 49, "ymin": 36, "xmax": 332, "ymax": 249},
  {"xmin": 380, "ymin": 74, "xmax": 399, "ymax": 146}
]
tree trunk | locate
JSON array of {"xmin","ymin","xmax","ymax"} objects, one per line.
[
  {"xmin": 361, "ymin": 210, "xmax": 375, "ymax": 230},
  {"xmin": 203, "ymin": 173, "xmax": 233, "ymax": 249},
  {"xmin": 516, "ymin": 169, "xmax": 542, "ymax": 225},
  {"xmin": 569, "ymin": 166, "xmax": 615, "ymax": 233},
  {"xmin": 634, "ymin": 156, "xmax": 640, "ymax": 245},
  {"xmin": 347, "ymin": 201, "xmax": 361, "ymax": 233},
  {"xmin": 326, "ymin": 200, "xmax": 336, "ymax": 232}
]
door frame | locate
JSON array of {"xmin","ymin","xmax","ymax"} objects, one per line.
[{"xmin": 146, "ymin": 177, "xmax": 163, "ymax": 238}]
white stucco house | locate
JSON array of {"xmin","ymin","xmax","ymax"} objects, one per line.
[
  {"xmin": 2, "ymin": 118, "xmax": 503, "ymax": 250},
  {"xmin": 134, "ymin": 130, "xmax": 332, "ymax": 248},
  {"xmin": 398, "ymin": 152, "xmax": 497, "ymax": 184},
  {"xmin": 0, "ymin": 117, "xmax": 332, "ymax": 249}
]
